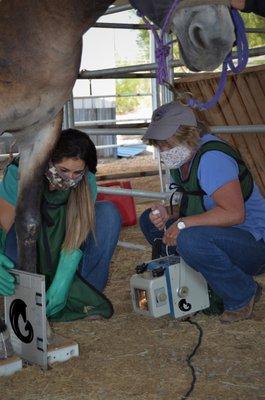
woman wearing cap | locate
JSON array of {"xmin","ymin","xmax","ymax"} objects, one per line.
[{"xmin": 140, "ymin": 102, "xmax": 265, "ymax": 323}]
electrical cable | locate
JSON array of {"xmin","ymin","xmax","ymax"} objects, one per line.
[
  {"xmin": 151, "ymin": 209, "xmax": 203, "ymax": 398},
  {"xmin": 181, "ymin": 317, "xmax": 203, "ymax": 400}
]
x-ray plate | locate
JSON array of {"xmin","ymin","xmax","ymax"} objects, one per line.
[{"xmin": 4, "ymin": 269, "xmax": 47, "ymax": 370}]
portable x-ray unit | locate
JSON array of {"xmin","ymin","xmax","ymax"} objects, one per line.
[
  {"xmin": 2, "ymin": 269, "xmax": 79, "ymax": 375},
  {"xmin": 130, "ymin": 255, "xmax": 209, "ymax": 318}
]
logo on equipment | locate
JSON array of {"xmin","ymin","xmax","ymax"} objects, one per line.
[
  {"xmin": 9, "ymin": 299, "xmax": 34, "ymax": 343},
  {"xmin": 178, "ymin": 299, "xmax": 192, "ymax": 312}
]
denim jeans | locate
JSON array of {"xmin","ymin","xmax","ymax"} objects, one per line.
[
  {"xmin": 78, "ymin": 201, "xmax": 121, "ymax": 291},
  {"xmin": 140, "ymin": 208, "xmax": 265, "ymax": 311},
  {"xmin": 5, "ymin": 201, "xmax": 121, "ymax": 292}
]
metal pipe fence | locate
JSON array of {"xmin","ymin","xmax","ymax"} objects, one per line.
[
  {"xmin": 74, "ymin": 93, "xmax": 151, "ymax": 99},
  {"xmin": 78, "ymin": 72, "xmax": 192, "ymax": 80},
  {"xmin": 75, "ymin": 119, "xmax": 149, "ymax": 125},
  {"xmin": 73, "ymin": 124, "xmax": 265, "ymax": 136},
  {"xmin": 104, "ymin": 5, "xmax": 132, "ymax": 15},
  {"xmin": 97, "ymin": 186, "xmax": 176, "ymax": 200},
  {"xmin": 94, "ymin": 22, "xmax": 148, "ymax": 30},
  {"xmin": 93, "ymin": 23, "xmax": 265, "ymax": 34},
  {"xmin": 78, "ymin": 46, "xmax": 265, "ymax": 80}
]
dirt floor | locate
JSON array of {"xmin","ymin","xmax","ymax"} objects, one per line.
[{"xmin": 1, "ymin": 154, "xmax": 265, "ymax": 400}]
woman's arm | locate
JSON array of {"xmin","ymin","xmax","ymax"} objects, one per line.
[
  {"xmin": 0, "ymin": 164, "xmax": 18, "ymax": 232},
  {"xmin": 181, "ymin": 179, "xmax": 245, "ymax": 228},
  {"xmin": 163, "ymin": 180, "xmax": 245, "ymax": 246},
  {"xmin": 0, "ymin": 198, "xmax": 15, "ymax": 232},
  {"xmin": 231, "ymin": 0, "xmax": 265, "ymax": 17},
  {"xmin": 231, "ymin": 0, "xmax": 246, "ymax": 10}
]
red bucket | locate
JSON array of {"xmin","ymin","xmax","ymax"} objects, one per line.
[{"xmin": 96, "ymin": 181, "xmax": 137, "ymax": 226}]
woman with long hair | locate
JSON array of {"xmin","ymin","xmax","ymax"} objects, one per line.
[{"xmin": 0, "ymin": 128, "xmax": 121, "ymax": 321}]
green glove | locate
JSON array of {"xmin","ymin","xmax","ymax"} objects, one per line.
[
  {"xmin": 0, "ymin": 254, "xmax": 15, "ymax": 296},
  {"xmin": 46, "ymin": 249, "xmax": 83, "ymax": 317}
]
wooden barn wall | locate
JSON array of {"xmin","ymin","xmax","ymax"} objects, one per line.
[{"xmin": 174, "ymin": 65, "xmax": 265, "ymax": 195}]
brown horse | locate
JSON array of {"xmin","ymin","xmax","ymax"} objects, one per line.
[{"xmin": 0, "ymin": 0, "xmax": 235, "ymax": 274}]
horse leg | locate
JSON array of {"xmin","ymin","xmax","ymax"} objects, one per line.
[
  {"xmin": 1, "ymin": 112, "xmax": 62, "ymax": 358},
  {"xmin": 15, "ymin": 112, "xmax": 63, "ymax": 273}
]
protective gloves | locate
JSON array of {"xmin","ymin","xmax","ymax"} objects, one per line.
[
  {"xmin": 0, "ymin": 253, "xmax": 15, "ymax": 296},
  {"xmin": 46, "ymin": 249, "xmax": 83, "ymax": 317}
]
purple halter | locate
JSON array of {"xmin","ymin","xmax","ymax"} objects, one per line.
[{"xmin": 137, "ymin": 1, "xmax": 249, "ymax": 110}]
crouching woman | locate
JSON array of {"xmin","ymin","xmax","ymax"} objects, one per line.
[
  {"xmin": 140, "ymin": 102, "xmax": 265, "ymax": 323},
  {"xmin": 0, "ymin": 129, "xmax": 121, "ymax": 321}
]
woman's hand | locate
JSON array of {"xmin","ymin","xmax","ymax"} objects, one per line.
[
  {"xmin": 149, "ymin": 204, "xmax": 169, "ymax": 230},
  {"xmin": 0, "ymin": 198, "xmax": 15, "ymax": 233},
  {"xmin": 46, "ymin": 249, "xmax": 83, "ymax": 317},
  {"xmin": 162, "ymin": 222, "xmax": 180, "ymax": 246},
  {"xmin": 230, "ymin": 0, "xmax": 245, "ymax": 10},
  {"xmin": 46, "ymin": 283, "xmax": 67, "ymax": 317}
]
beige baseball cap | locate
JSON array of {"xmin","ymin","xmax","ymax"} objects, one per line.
[{"xmin": 144, "ymin": 101, "xmax": 197, "ymax": 140}]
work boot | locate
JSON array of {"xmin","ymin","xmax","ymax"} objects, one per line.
[{"xmin": 220, "ymin": 283, "xmax": 262, "ymax": 324}]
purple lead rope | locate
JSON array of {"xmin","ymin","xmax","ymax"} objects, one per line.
[
  {"xmin": 188, "ymin": 8, "xmax": 249, "ymax": 110},
  {"xmin": 138, "ymin": 4, "xmax": 249, "ymax": 110},
  {"xmin": 136, "ymin": 12, "xmax": 172, "ymax": 84},
  {"xmin": 137, "ymin": 0, "xmax": 181, "ymax": 84}
]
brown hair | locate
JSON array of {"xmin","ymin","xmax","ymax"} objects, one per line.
[{"xmin": 51, "ymin": 129, "xmax": 97, "ymax": 250}]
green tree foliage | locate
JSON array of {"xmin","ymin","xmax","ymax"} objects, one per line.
[
  {"xmin": 115, "ymin": 18, "xmax": 151, "ymax": 115},
  {"xmin": 136, "ymin": 28, "xmax": 150, "ymax": 62},
  {"xmin": 242, "ymin": 13, "xmax": 265, "ymax": 47},
  {"xmin": 116, "ymin": 77, "xmax": 150, "ymax": 114}
]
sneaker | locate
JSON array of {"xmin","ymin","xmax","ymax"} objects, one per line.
[{"xmin": 219, "ymin": 283, "xmax": 262, "ymax": 324}]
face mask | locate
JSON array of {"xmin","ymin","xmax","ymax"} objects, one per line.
[
  {"xmin": 45, "ymin": 162, "xmax": 85, "ymax": 191},
  {"xmin": 160, "ymin": 145, "xmax": 193, "ymax": 169}
]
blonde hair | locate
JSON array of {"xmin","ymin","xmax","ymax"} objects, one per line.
[
  {"xmin": 144, "ymin": 121, "xmax": 209, "ymax": 149},
  {"xmin": 62, "ymin": 174, "xmax": 95, "ymax": 250}
]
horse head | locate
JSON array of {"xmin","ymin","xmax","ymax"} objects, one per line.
[{"xmin": 130, "ymin": 0, "xmax": 236, "ymax": 72}]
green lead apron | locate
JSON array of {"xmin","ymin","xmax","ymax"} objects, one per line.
[
  {"xmin": 10, "ymin": 158, "xmax": 113, "ymax": 322},
  {"xmin": 38, "ymin": 183, "xmax": 113, "ymax": 322},
  {"xmin": 170, "ymin": 140, "xmax": 254, "ymax": 315}
]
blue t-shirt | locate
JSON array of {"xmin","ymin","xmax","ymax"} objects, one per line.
[{"xmin": 196, "ymin": 134, "xmax": 265, "ymax": 241}]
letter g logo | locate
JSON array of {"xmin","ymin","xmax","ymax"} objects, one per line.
[{"xmin": 9, "ymin": 299, "xmax": 34, "ymax": 343}]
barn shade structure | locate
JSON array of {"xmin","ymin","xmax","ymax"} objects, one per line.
[
  {"xmin": 175, "ymin": 65, "xmax": 265, "ymax": 195},
  {"xmin": 71, "ymin": 2, "xmax": 265, "ymax": 199}
]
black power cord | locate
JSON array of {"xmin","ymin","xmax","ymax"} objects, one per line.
[
  {"xmin": 181, "ymin": 317, "xmax": 203, "ymax": 400},
  {"xmin": 149, "ymin": 242, "xmax": 203, "ymax": 399}
]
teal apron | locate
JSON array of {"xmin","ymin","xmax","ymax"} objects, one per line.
[{"xmin": 13, "ymin": 159, "xmax": 113, "ymax": 322}]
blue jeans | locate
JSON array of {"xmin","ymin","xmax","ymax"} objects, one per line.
[
  {"xmin": 78, "ymin": 201, "xmax": 121, "ymax": 291},
  {"xmin": 140, "ymin": 208, "xmax": 265, "ymax": 311},
  {"xmin": 5, "ymin": 201, "xmax": 121, "ymax": 292}
]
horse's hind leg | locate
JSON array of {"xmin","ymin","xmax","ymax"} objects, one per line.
[{"xmin": 15, "ymin": 112, "xmax": 63, "ymax": 273}]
